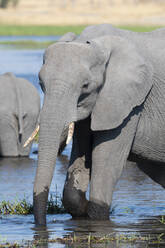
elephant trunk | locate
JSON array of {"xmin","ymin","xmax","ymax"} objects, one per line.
[{"xmin": 33, "ymin": 82, "xmax": 75, "ymax": 226}]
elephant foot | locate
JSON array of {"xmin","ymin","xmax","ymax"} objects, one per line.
[
  {"xmin": 87, "ymin": 201, "xmax": 110, "ymax": 220},
  {"xmin": 63, "ymin": 186, "xmax": 88, "ymax": 217}
]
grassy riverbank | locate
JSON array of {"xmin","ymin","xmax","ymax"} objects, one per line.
[
  {"xmin": 0, "ymin": 25, "xmax": 162, "ymax": 36},
  {"xmin": 0, "ymin": 25, "xmax": 87, "ymax": 36},
  {"xmin": 0, "ymin": 25, "xmax": 162, "ymax": 49}
]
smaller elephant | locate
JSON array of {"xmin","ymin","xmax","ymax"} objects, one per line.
[{"xmin": 0, "ymin": 72, "xmax": 40, "ymax": 157}]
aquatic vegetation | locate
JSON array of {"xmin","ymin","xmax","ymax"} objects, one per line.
[
  {"xmin": 0, "ymin": 234, "xmax": 20, "ymax": 247},
  {"xmin": 157, "ymin": 233, "xmax": 164, "ymax": 243},
  {"xmin": 1, "ymin": 232, "xmax": 165, "ymax": 247},
  {"xmin": 0, "ymin": 198, "xmax": 33, "ymax": 215},
  {"xmin": 30, "ymin": 232, "xmax": 165, "ymax": 246},
  {"xmin": 159, "ymin": 215, "xmax": 165, "ymax": 224},
  {"xmin": 47, "ymin": 192, "xmax": 66, "ymax": 214},
  {"xmin": 0, "ymin": 193, "xmax": 66, "ymax": 215},
  {"xmin": 0, "ymin": 242, "xmax": 20, "ymax": 247}
]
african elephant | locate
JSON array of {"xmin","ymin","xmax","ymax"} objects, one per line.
[
  {"xmin": 33, "ymin": 24, "xmax": 165, "ymax": 225},
  {"xmin": 0, "ymin": 72, "xmax": 40, "ymax": 156}
]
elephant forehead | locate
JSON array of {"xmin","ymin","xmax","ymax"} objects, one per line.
[
  {"xmin": 42, "ymin": 61, "xmax": 89, "ymax": 85},
  {"xmin": 42, "ymin": 43, "xmax": 93, "ymax": 81},
  {"xmin": 45, "ymin": 42, "xmax": 94, "ymax": 61}
]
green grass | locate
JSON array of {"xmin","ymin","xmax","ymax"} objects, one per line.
[
  {"xmin": 0, "ymin": 193, "xmax": 66, "ymax": 215},
  {"xmin": 0, "ymin": 25, "xmax": 87, "ymax": 36},
  {"xmin": 0, "ymin": 198, "xmax": 33, "ymax": 215},
  {"xmin": 0, "ymin": 24, "xmax": 163, "ymax": 36},
  {"xmin": 119, "ymin": 25, "xmax": 163, "ymax": 32}
]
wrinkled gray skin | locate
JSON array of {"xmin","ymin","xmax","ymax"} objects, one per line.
[
  {"xmin": 0, "ymin": 72, "xmax": 40, "ymax": 156},
  {"xmin": 34, "ymin": 24, "xmax": 165, "ymax": 225}
]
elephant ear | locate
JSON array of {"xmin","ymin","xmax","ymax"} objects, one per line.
[
  {"xmin": 91, "ymin": 36, "xmax": 153, "ymax": 131},
  {"xmin": 58, "ymin": 32, "xmax": 77, "ymax": 42}
]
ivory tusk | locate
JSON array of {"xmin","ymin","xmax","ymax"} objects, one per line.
[
  {"xmin": 66, "ymin": 122, "xmax": 74, "ymax": 145},
  {"xmin": 23, "ymin": 125, "xmax": 40, "ymax": 148}
]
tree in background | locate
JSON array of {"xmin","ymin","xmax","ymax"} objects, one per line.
[{"xmin": 0, "ymin": 0, "xmax": 19, "ymax": 8}]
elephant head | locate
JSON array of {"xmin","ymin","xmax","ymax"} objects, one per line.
[{"xmin": 33, "ymin": 35, "xmax": 153, "ymax": 225}]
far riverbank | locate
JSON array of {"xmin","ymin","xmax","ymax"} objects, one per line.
[{"xmin": 0, "ymin": 25, "xmax": 162, "ymax": 36}]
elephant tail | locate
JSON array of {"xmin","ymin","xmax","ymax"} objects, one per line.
[
  {"xmin": 17, "ymin": 88, "xmax": 24, "ymax": 137},
  {"xmin": 13, "ymin": 75, "xmax": 24, "ymax": 140}
]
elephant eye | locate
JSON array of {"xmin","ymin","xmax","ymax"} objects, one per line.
[{"xmin": 82, "ymin": 82, "xmax": 89, "ymax": 90}]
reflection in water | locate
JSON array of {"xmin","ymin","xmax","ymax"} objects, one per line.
[
  {"xmin": 33, "ymin": 226, "xmax": 49, "ymax": 248},
  {"xmin": 0, "ymin": 143, "xmax": 71, "ymax": 202},
  {"xmin": 0, "ymin": 156, "xmax": 37, "ymax": 201},
  {"xmin": 112, "ymin": 162, "xmax": 165, "ymax": 222}
]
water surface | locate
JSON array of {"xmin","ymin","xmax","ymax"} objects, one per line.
[{"xmin": 0, "ymin": 35, "xmax": 60, "ymax": 42}]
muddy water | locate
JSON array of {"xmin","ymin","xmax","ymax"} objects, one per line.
[{"xmin": 0, "ymin": 38, "xmax": 165, "ymax": 247}]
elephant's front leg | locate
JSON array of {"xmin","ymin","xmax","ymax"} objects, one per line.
[
  {"xmin": 88, "ymin": 109, "xmax": 141, "ymax": 220},
  {"xmin": 63, "ymin": 117, "xmax": 92, "ymax": 217}
]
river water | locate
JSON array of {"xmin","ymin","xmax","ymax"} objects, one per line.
[{"xmin": 0, "ymin": 36, "xmax": 165, "ymax": 247}]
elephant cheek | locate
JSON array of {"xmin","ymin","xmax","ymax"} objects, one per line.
[{"xmin": 77, "ymin": 94, "xmax": 98, "ymax": 121}]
